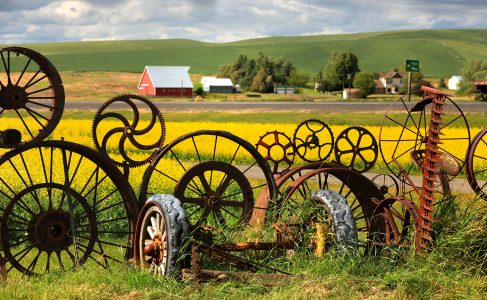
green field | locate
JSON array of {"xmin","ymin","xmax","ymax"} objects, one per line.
[{"xmin": 3, "ymin": 29, "xmax": 486, "ymax": 77}]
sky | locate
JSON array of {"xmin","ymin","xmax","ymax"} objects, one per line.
[{"xmin": 0, "ymin": 0, "xmax": 485, "ymax": 44}]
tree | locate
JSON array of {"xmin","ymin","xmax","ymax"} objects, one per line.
[
  {"xmin": 288, "ymin": 69, "xmax": 310, "ymax": 87},
  {"xmin": 457, "ymin": 60, "xmax": 487, "ymax": 98},
  {"xmin": 438, "ymin": 78, "xmax": 447, "ymax": 88},
  {"xmin": 400, "ymin": 69, "xmax": 424, "ymax": 94},
  {"xmin": 353, "ymin": 72, "xmax": 376, "ymax": 98},
  {"xmin": 322, "ymin": 51, "xmax": 360, "ymax": 91}
]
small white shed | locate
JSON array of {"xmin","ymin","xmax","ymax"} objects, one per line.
[{"xmin": 448, "ymin": 76, "xmax": 463, "ymax": 90}]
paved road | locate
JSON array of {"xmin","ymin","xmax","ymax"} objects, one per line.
[{"xmin": 65, "ymin": 100, "xmax": 487, "ymax": 113}]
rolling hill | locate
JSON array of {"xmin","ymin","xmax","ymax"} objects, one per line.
[{"xmin": 4, "ymin": 29, "xmax": 486, "ymax": 77}]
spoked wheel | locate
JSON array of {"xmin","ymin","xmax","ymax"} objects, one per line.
[
  {"xmin": 466, "ymin": 128, "xmax": 487, "ymax": 199},
  {"xmin": 293, "ymin": 119, "xmax": 334, "ymax": 163},
  {"xmin": 256, "ymin": 130, "xmax": 295, "ymax": 175},
  {"xmin": 174, "ymin": 161, "xmax": 254, "ymax": 229},
  {"xmin": 92, "ymin": 94, "xmax": 165, "ymax": 169},
  {"xmin": 140, "ymin": 130, "xmax": 277, "ymax": 228},
  {"xmin": 275, "ymin": 189, "xmax": 358, "ymax": 256},
  {"xmin": 278, "ymin": 167, "xmax": 384, "ymax": 254},
  {"xmin": 134, "ymin": 195, "xmax": 188, "ymax": 277},
  {"xmin": 334, "ymin": 126, "xmax": 378, "ymax": 173},
  {"xmin": 369, "ymin": 196, "xmax": 418, "ymax": 252},
  {"xmin": 0, "ymin": 47, "xmax": 64, "ymax": 148},
  {"xmin": 379, "ymin": 93, "xmax": 470, "ymax": 185},
  {"xmin": 371, "ymin": 174, "xmax": 399, "ymax": 198},
  {"xmin": 0, "ymin": 140, "xmax": 138, "ymax": 276}
]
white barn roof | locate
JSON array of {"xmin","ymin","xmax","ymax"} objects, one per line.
[
  {"xmin": 144, "ymin": 66, "xmax": 194, "ymax": 88},
  {"xmin": 203, "ymin": 77, "xmax": 233, "ymax": 86}
]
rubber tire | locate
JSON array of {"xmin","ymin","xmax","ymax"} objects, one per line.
[
  {"xmin": 138, "ymin": 194, "xmax": 189, "ymax": 276},
  {"xmin": 311, "ymin": 190, "xmax": 359, "ymax": 252}
]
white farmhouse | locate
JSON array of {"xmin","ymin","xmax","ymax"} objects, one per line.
[
  {"xmin": 448, "ymin": 75, "xmax": 463, "ymax": 90},
  {"xmin": 376, "ymin": 71, "xmax": 404, "ymax": 94},
  {"xmin": 201, "ymin": 76, "xmax": 234, "ymax": 93}
]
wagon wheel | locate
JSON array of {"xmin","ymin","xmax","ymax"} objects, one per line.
[
  {"xmin": 466, "ymin": 128, "xmax": 487, "ymax": 199},
  {"xmin": 277, "ymin": 167, "xmax": 384, "ymax": 254},
  {"xmin": 134, "ymin": 194, "xmax": 188, "ymax": 277},
  {"xmin": 371, "ymin": 174, "xmax": 399, "ymax": 198},
  {"xmin": 293, "ymin": 119, "xmax": 334, "ymax": 163},
  {"xmin": 140, "ymin": 130, "xmax": 277, "ymax": 228},
  {"xmin": 0, "ymin": 140, "xmax": 138, "ymax": 276},
  {"xmin": 174, "ymin": 161, "xmax": 254, "ymax": 229},
  {"xmin": 334, "ymin": 126, "xmax": 378, "ymax": 173},
  {"xmin": 0, "ymin": 47, "xmax": 64, "ymax": 148},
  {"xmin": 369, "ymin": 196, "xmax": 418, "ymax": 252},
  {"xmin": 256, "ymin": 130, "xmax": 295, "ymax": 175},
  {"xmin": 379, "ymin": 93, "xmax": 470, "ymax": 185},
  {"xmin": 92, "ymin": 94, "xmax": 165, "ymax": 169}
]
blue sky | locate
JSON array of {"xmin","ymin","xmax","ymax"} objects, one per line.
[{"xmin": 0, "ymin": 0, "xmax": 485, "ymax": 44}]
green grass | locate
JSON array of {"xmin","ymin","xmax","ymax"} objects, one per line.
[{"xmin": 3, "ymin": 29, "xmax": 486, "ymax": 77}]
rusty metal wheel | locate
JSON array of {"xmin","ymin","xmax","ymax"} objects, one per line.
[
  {"xmin": 379, "ymin": 93, "xmax": 470, "ymax": 184},
  {"xmin": 0, "ymin": 140, "xmax": 138, "ymax": 276},
  {"xmin": 277, "ymin": 167, "xmax": 384, "ymax": 254},
  {"xmin": 371, "ymin": 174, "xmax": 399, "ymax": 198},
  {"xmin": 293, "ymin": 119, "xmax": 334, "ymax": 163},
  {"xmin": 92, "ymin": 94, "xmax": 165, "ymax": 169},
  {"xmin": 134, "ymin": 194, "xmax": 188, "ymax": 277},
  {"xmin": 369, "ymin": 196, "xmax": 418, "ymax": 251},
  {"xmin": 0, "ymin": 47, "xmax": 64, "ymax": 148},
  {"xmin": 256, "ymin": 130, "xmax": 295, "ymax": 175},
  {"xmin": 466, "ymin": 128, "xmax": 487, "ymax": 199},
  {"xmin": 140, "ymin": 130, "xmax": 277, "ymax": 227},
  {"xmin": 174, "ymin": 161, "xmax": 254, "ymax": 228},
  {"xmin": 334, "ymin": 126, "xmax": 378, "ymax": 173}
]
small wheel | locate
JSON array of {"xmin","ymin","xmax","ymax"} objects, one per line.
[
  {"xmin": 369, "ymin": 196, "xmax": 418, "ymax": 251},
  {"xmin": 174, "ymin": 161, "xmax": 254, "ymax": 229},
  {"xmin": 276, "ymin": 189, "xmax": 358, "ymax": 255},
  {"xmin": 371, "ymin": 174, "xmax": 399, "ymax": 198},
  {"xmin": 293, "ymin": 119, "xmax": 334, "ymax": 163},
  {"xmin": 92, "ymin": 94, "xmax": 165, "ymax": 168},
  {"xmin": 0, "ymin": 140, "xmax": 138, "ymax": 276},
  {"xmin": 278, "ymin": 167, "xmax": 384, "ymax": 254},
  {"xmin": 256, "ymin": 130, "xmax": 295, "ymax": 175},
  {"xmin": 0, "ymin": 47, "xmax": 64, "ymax": 148},
  {"xmin": 134, "ymin": 194, "xmax": 189, "ymax": 277},
  {"xmin": 466, "ymin": 128, "xmax": 487, "ymax": 199},
  {"xmin": 334, "ymin": 126, "xmax": 378, "ymax": 173}
]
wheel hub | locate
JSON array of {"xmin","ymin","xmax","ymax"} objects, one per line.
[
  {"xmin": 0, "ymin": 85, "xmax": 28, "ymax": 110},
  {"xmin": 143, "ymin": 233, "xmax": 164, "ymax": 265},
  {"xmin": 28, "ymin": 209, "xmax": 72, "ymax": 253}
]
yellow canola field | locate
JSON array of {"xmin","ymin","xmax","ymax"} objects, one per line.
[{"xmin": 1, "ymin": 118, "xmax": 481, "ymax": 172}]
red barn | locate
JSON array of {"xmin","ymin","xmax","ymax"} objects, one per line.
[{"xmin": 138, "ymin": 66, "xmax": 194, "ymax": 97}]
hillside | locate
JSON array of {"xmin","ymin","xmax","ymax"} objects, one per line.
[{"xmin": 4, "ymin": 29, "xmax": 486, "ymax": 77}]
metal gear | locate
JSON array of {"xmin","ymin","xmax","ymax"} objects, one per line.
[
  {"xmin": 92, "ymin": 94, "xmax": 165, "ymax": 169},
  {"xmin": 0, "ymin": 47, "xmax": 64, "ymax": 148},
  {"xmin": 334, "ymin": 126, "xmax": 378, "ymax": 173},
  {"xmin": 255, "ymin": 130, "xmax": 295, "ymax": 175},
  {"xmin": 293, "ymin": 119, "xmax": 334, "ymax": 163}
]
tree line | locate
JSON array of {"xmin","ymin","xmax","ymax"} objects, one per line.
[{"xmin": 217, "ymin": 52, "xmax": 486, "ymax": 100}]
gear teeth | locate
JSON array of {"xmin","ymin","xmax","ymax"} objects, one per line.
[{"xmin": 91, "ymin": 94, "xmax": 166, "ymax": 169}]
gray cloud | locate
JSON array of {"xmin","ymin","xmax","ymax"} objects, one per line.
[{"xmin": 0, "ymin": 0, "xmax": 485, "ymax": 44}]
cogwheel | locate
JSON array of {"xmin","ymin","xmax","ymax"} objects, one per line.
[
  {"xmin": 255, "ymin": 130, "xmax": 295, "ymax": 175},
  {"xmin": 91, "ymin": 94, "xmax": 166, "ymax": 169},
  {"xmin": 293, "ymin": 119, "xmax": 334, "ymax": 163}
]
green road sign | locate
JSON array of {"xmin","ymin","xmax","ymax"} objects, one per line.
[{"xmin": 406, "ymin": 59, "xmax": 420, "ymax": 72}]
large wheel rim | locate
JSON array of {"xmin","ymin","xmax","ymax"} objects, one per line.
[
  {"xmin": 0, "ymin": 140, "xmax": 138, "ymax": 276},
  {"xmin": 379, "ymin": 94, "xmax": 470, "ymax": 186},
  {"xmin": 139, "ymin": 130, "xmax": 277, "ymax": 213},
  {"xmin": 0, "ymin": 47, "xmax": 64, "ymax": 148}
]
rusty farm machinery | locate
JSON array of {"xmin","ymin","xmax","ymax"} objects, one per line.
[{"xmin": 0, "ymin": 47, "xmax": 485, "ymax": 281}]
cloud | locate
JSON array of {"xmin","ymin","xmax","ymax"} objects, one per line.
[{"xmin": 0, "ymin": 0, "xmax": 485, "ymax": 44}]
